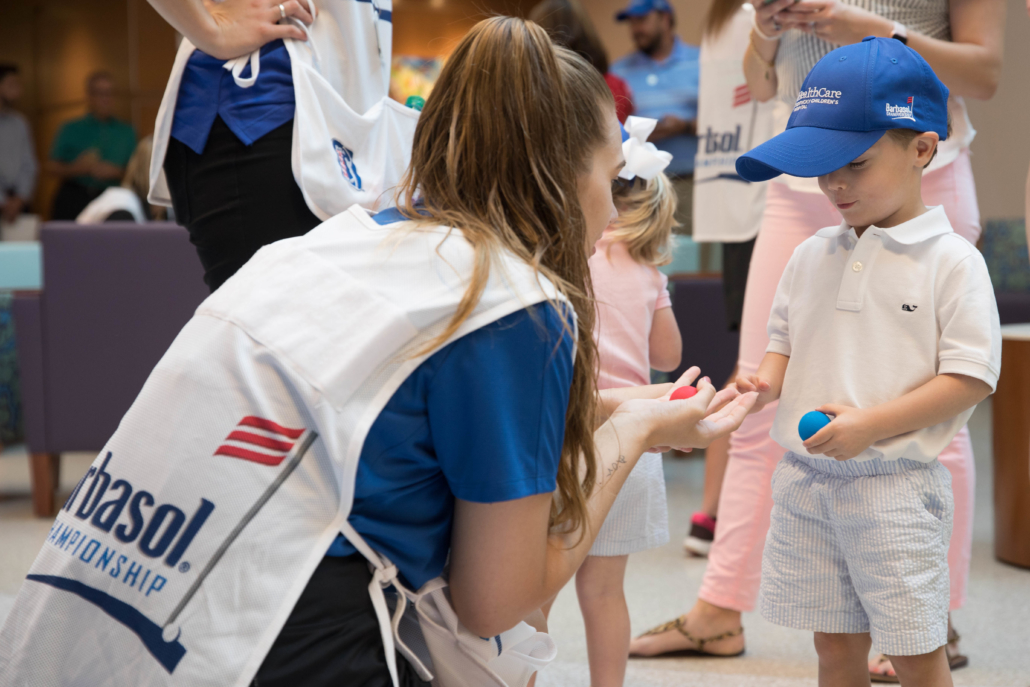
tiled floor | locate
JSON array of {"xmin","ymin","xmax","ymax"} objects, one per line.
[{"xmin": 1, "ymin": 400, "xmax": 1028, "ymax": 685}]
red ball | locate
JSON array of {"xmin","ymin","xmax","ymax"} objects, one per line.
[{"xmin": 670, "ymin": 386, "xmax": 697, "ymax": 401}]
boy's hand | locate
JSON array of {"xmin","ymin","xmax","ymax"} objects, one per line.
[
  {"xmin": 803, "ymin": 404, "xmax": 880, "ymax": 460},
  {"xmin": 735, "ymin": 373, "xmax": 774, "ymax": 413}
]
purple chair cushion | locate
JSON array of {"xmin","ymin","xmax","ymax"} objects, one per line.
[{"xmin": 39, "ymin": 222, "xmax": 208, "ymax": 452}]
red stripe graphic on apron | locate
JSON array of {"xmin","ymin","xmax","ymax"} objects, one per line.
[{"xmin": 214, "ymin": 417, "xmax": 306, "ymax": 466}]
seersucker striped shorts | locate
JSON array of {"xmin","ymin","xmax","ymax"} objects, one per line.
[{"xmin": 760, "ymin": 451, "xmax": 953, "ymax": 656}]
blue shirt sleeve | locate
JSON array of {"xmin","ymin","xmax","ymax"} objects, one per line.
[{"xmin": 428, "ymin": 302, "xmax": 574, "ymax": 503}]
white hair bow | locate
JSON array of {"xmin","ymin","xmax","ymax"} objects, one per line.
[{"xmin": 618, "ymin": 116, "xmax": 674, "ymax": 181}]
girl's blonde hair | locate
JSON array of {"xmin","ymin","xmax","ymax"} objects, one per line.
[
  {"xmin": 607, "ymin": 172, "xmax": 678, "ymax": 267},
  {"xmin": 396, "ymin": 17, "xmax": 615, "ymax": 538},
  {"xmin": 121, "ymin": 136, "xmax": 166, "ymax": 220}
]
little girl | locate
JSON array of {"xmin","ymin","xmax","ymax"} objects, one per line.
[{"xmin": 579, "ymin": 118, "xmax": 682, "ymax": 687}]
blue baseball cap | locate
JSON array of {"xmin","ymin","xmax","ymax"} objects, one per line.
[
  {"xmin": 616, "ymin": 0, "xmax": 673, "ymax": 21},
  {"xmin": 736, "ymin": 37, "xmax": 949, "ymax": 182}
]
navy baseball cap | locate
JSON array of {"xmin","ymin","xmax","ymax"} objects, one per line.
[
  {"xmin": 736, "ymin": 37, "xmax": 949, "ymax": 182},
  {"xmin": 616, "ymin": 0, "xmax": 673, "ymax": 21}
]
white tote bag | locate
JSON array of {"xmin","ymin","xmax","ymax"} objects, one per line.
[
  {"xmin": 0, "ymin": 206, "xmax": 560, "ymax": 687},
  {"xmin": 283, "ymin": 4, "xmax": 420, "ymax": 220},
  {"xmin": 149, "ymin": 0, "xmax": 418, "ymax": 220}
]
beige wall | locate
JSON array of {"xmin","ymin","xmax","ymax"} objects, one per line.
[
  {"xmin": 586, "ymin": 0, "xmax": 1030, "ymax": 222},
  {"xmin": 964, "ymin": 0, "xmax": 1030, "ymax": 221}
]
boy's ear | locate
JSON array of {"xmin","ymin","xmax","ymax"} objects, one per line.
[{"xmin": 913, "ymin": 132, "xmax": 940, "ymax": 166}]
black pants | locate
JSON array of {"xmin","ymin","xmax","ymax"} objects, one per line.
[
  {"xmin": 253, "ymin": 554, "xmax": 429, "ymax": 687},
  {"xmin": 722, "ymin": 237, "xmax": 756, "ymax": 333},
  {"xmin": 164, "ymin": 116, "xmax": 321, "ymax": 292},
  {"xmin": 51, "ymin": 180, "xmax": 102, "ymax": 220}
]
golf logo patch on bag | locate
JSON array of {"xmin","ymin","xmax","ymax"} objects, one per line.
[{"xmin": 333, "ymin": 139, "xmax": 363, "ymax": 190}]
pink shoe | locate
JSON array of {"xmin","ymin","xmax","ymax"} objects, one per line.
[{"xmin": 684, "ymin": 512, "xmax": 716, "ymax": 557}]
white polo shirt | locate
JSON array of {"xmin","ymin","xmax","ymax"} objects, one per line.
[{"xmin": 767, "ymin": 205, "xmax": 1001, "ymax": 462}]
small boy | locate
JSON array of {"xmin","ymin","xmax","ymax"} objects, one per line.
[{"xmin": 734, "ymin": 38, "xmax": 1001, "ymax": 686}]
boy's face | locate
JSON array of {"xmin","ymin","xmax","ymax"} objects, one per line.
[{"xmin": 817, "ymin": 132, "xmax": 939, "ymax": 230}]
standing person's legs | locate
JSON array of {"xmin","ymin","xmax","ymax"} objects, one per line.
[
  {"xmin": 630, "ymin": 184, "xmax": 838, "ymax": 657},
  {"xmin": 164, "ymin": 116, "xmax": 322, "ymax": 292},
  {"xmin": 920, "ymin": 152, "xmax": 979, "ymax": 615},
  {"xmin": 685, "ymin": 237, "xmax": 757, "ymax": 557},
  {"xmin": 576, "ymin": 555, "xmax": 631, "ymax": 687}
]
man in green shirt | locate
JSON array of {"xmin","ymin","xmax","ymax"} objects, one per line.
[{"xmin": 46, "ymin": 71, "xmax": 136, "ymax": 219}]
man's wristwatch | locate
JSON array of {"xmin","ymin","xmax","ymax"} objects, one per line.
[{"xmin": 891, "ymin": 21, "xmax": 909, "ymax": 44}]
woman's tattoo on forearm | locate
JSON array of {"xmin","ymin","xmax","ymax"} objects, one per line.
[{"xmin": 606, "ymin": 454, "xmax": 627, "ymax": 479}]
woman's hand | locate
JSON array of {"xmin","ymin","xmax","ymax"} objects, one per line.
[
  {"xmin": 202, "ymin": 0, "xmax": 313, "ymax": 58},
  {"xmin": 146, "ymin": 0, "xmax": 313, "ymax": 61},
  {"xmin": 753, "ymin": 0, "xmax": 807, "ymax": 39},
  {"xmin": 785, "ymin": 0, "xmax": 892, "ymax": 46},
  {"xmin": 611, "ymin": 378, "xmax": 757, "ymax": 453},
  {"xmin": 596, "ymin": 366, "xmax": 701, "ymax": 426},
  {"xmin": 802, "ymin": 404, "xmax": 880, "ymax": 460}
]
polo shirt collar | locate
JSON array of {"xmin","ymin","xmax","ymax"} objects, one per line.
[{"xmin": 814, "ymin": 206, "xmax": 952, "ymax": 245}]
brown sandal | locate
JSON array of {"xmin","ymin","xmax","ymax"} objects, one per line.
[
  {"xmin": 869, "ymin": 628, "xmax": 968, "ymax": 683},
  {"xmin": 629, "ymin": 616, "xmax": 745, "ymax": 659}
]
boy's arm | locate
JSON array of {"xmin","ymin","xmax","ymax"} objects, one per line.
[
  {"xmin": 736, "ymin": 249, "xmax": 795, "ymax": 413},
  {"xmin": 736, "ymin": 352, "xmax": 789, "ymax": 413},
  {"xmin": 804, "ymin": 373, "xmax": 991, "ymax": 460}
]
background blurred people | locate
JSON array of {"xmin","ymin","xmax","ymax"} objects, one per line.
[
  {"xmin": 46, "ymin": 71, "xmax": 136, "ymax": 220},
  {"xmin": 76, "ymin": 136, "xmax": 167, "ymax": 223},
  {"xmin": 610, "ymin": 0, "xmax": 699, "ymax": 233},
  {"xmin": 0, "ymin": 64, "xmax": 37, "ymax": 225},
  {"xmin": 529, "ymin": 0, "xmax": 635, "ymax": 122}
]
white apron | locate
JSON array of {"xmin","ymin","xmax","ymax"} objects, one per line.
[
  {"xmin": 0, "ymin": 205, "xmax": 561, "ymax": 687},
  {"xmin": 691, "ymin": 4, "xmax": 774, "ymax": 244},
  {"xmin": 149, "ymin": 0, "xmax": 419, "ymax": 220}
]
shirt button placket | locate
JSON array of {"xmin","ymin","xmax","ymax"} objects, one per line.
[{"xmin": 836, "ymin": 232, "xmax": 881, "ymax": 312}]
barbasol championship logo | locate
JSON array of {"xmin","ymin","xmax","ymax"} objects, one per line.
[
  {"xmin": 332, "ymin": 139, "xmax": 362, "ymax": 190},
  {"xmin": 23, "ymin": 416, "xmax": 312, "ymax": 674},
  {"xmin": 793, "ymin": 86, "xmax": 843, "ymax": 112},
  {"xmin": 886, "ymin": 96, "xmax": 916, "ymax": 121}
]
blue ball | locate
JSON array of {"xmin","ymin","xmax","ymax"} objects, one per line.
[{"xmin": 798, "ymin": 411, "xmax": 831, "ymax": 442}]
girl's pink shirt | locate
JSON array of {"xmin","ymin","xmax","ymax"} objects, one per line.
[{"xmin": 589, "ymin": 231, "xmax": 673, "ymax": 391}]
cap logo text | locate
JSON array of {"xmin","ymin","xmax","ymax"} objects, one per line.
[
  {"xmin": 793, "ymin": 86, "xmax": 843, "ymax": 112},
  {"xmin": 886, "ymin": 99, "xmax": 916, "ymax": 122}
]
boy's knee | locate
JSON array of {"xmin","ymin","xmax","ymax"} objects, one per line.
[
  {"xmin": 887, "ymin": 646, "xmax": 947, "ymax": 672},
  {"xmin": 813, "ymin": 632, "xmax": 871, "ymax": 662}
]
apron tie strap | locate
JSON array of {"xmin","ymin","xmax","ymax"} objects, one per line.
[{"xmin": 223, "ymin": 48, "xmax": 261, "ymax": 88}]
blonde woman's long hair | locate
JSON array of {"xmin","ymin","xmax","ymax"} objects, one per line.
[
  {"xmin": 396, "ymin": 17, "xmax": 614, "ymax": 539},
  {"xmin": 607, "ymin": 172, "xmax": 678, "ymax": 267}
]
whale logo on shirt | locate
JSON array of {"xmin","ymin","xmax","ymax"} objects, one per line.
[{"xmin": 902, "ymin": 304, "xmax": 918, "ymax": 312}]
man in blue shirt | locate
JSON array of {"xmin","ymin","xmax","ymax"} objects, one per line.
[{"xmin": 610, "ymin": 0, "xmax": 699, "ymax": 234}]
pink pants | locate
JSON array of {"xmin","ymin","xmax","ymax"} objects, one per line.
[{"xmin": 699, "ymin": 150, "xmax": 980, "ymax": 613}]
